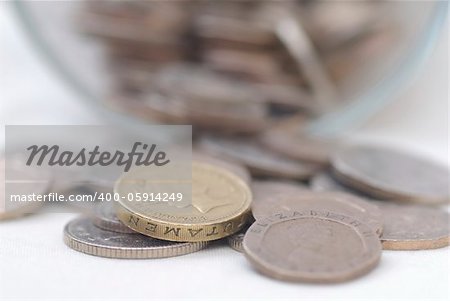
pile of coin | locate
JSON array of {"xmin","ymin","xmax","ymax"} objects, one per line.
[
  {"xmin": 57, "ymin": 143, "xmax": 448, "ymax": 283},
  {"xmin": 63, "ymin": 159, "xmax": 251, "ymax": 258},
  {"xmin": 2, "ymin": 142, "xmax": 449, "ymax": 283},
  {"xmin": 79, "ymin": 1, "xmax": 395, "ymax": 131},
  {"xmin": 2, "ymin": 1, "xmax": 449, "ymax": 285}
]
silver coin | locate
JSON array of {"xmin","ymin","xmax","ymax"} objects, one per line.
[
  {"xmin": 332, "ymin": 145, "xmax": 450, "ymax": 204},
  {"xmin": 64, "ymin": 218, "xmax": 208, "ymax": 259},
  {"xmin": 93, "ymin": 201, "xmax": 136, "ymax": 234},
  {"xmin": 375, "ymin": 202, "xmax": 450, "ymax": 250},
  {"xmin": 243, "ymin": 210, "xmax": 382, "ymax": 283}
]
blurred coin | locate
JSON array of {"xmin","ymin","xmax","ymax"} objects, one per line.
[
  {"xmin": 227, "ymin": 230, "xmax": 246, "ymax": 253},
  {"xmin": 0, "ymin": 156, "xmax": 51, "ymax": 221},
  {"xmin": 199, "ymin": 37, "xmax": 277, "ymax": 53},
  {"xmin": 310, "ymin": 172, "xmax": 368, "ymax": 199},
  {"xmin": 154, "ymin": 64, "xmax": 312, "ymax": 115},
  {"xmin": 115, "ymin": 161, "xmax": 252, "ymax": 242},
  {"xmin": 243, "ymin": 210, "xmax": 381, "ymax": 283},
  {"xmin": 108, "ymin": 92, "xmax": 187, "ymax": 124},
  {"xmin": 203, "ymin": 49, "xmax": 296, "ymax": 84},
  {"xmin": 195, "ymin": 14, "xmax": 277, "ymax": 47},
  {"xmin": 260, "ymin": 126, "xmax": 334, "ymax": 165},
  {"xmin": 251, "ymin": 180, "xmax": 309, "ymax": 220},
  {"xmin": 255, "ymin": 191, "xmax": 383, "ymax": 236},
  {"xmin": 375, "ymin": 202, "xmax": 449, "ymax": 250},
  {"xmin": 323, "ymin": 24, "xmax": 395, "ymax": 82},
  {"xmin": 300, "ymin": 1, "xmax": 378, "ymax": 52},
  {"xmin": 265, "ymin": 5, "xmax": 337, "ymax": 112},
  {"xmin": 310, "ymin": 172, "xmax": 350, "ymax": 192},
  {"xmin": 93, "ymin": 201, "xmax": 136, "ymax": 234},
  {"xmin": 193, "ymin": 151, "xmax": 251, "ymax": 185},
  {"xmin": 64, "ymin": 218, "xmax": 207, "ymax": 258},
  {"xmin": 154, "ymin": 64, "xmax": 264, "ymax": 105},
  {"xmin": 332, "ymin": 145, "xmax": 450, "ymax": 204},
  {"xmin": 198, "ymin": 136, "xmax": 321, "ymax": 180},
  {"xmin": 154, "ymin": 93, "xmax": 268, "ymax": 134},
  {"xmin": 254, "ymin": 84, "xmax": 314, "ymax": 111},
  {"xmin": 107, "ymin": 41, "xmax": 186, "ymax": 63},
  {"xmin": 80, "ymin": 3, "xmax": 191, "ymax": 41},
  {"xmin": 109, "ymin": 90, "xmax": 268, "ymax": 134}
]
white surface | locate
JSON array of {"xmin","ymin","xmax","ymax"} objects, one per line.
[{"xmin": 0, "ymin": 3, "xmax": 449, "ymax": 301}]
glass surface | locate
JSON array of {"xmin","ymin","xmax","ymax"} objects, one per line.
[{"xmin": 11, "ymin": 1, "xmax": 447, "ymax": 136}]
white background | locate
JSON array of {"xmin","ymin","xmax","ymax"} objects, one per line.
[{"xmin": 0, "ymin": 2, "xmax": 449, "ymax": 301}]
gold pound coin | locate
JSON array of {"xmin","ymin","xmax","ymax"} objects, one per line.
[{"xmin": 115, "ymin": 162, "xmax": 252, "ymax": 242}]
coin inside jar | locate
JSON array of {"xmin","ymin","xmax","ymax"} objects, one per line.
[
  {"xmin": 374, "ymin": 202, "xmax": 450, "ymax": 250},
  {"xmin": 332, "ymin": 145, "xmax": 450, "ymax": 205},
  {"xmin": 64, "ymin": 217, "xmax": 207, "ymax": 259},
  {"xmin": 243, "ymin": 210, "xmax": 382, "ymax": 283}
]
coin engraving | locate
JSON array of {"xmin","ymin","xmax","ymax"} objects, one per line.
[
  {"xmin": 115, "ymin": 162, "xmax": 251, "ymax": 241},
  {"xmin": 64, "ymin": 218, "xmax": 207, "ymax": 258},
  {"xmin": 243, "ymin": 210, "xmax": 381, "ymax": 283}
]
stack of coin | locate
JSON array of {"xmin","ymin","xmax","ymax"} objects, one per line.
[
  {"xmin": 79, "ymin": 0, "xmax": 395, "ymax": 131},
  {"xmin": 239, "ymin": 143, "xmax": 450, "ymax": 282},
  {"xmin": 2, "ymin": 142, "xmax": 449, "ymax": 283},
  {"xmin": 62, "ymin": 171, "xmax": 210, "ymax": 259},
  {"xmin": 59, "ymin": 144, "xmax": 448, "ymax": 283},
  {"xmin": 62, "ymin": 158, "xmax": 252, "ymax": 258},
  {"xmin": 63, "ymin": 216, "xmax": 208, "ymax": 259}
]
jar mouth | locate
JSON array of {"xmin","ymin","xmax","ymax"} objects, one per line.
[{"xmin": 11, "ymin": 1, "xmax": 445, "ymax": 137}]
